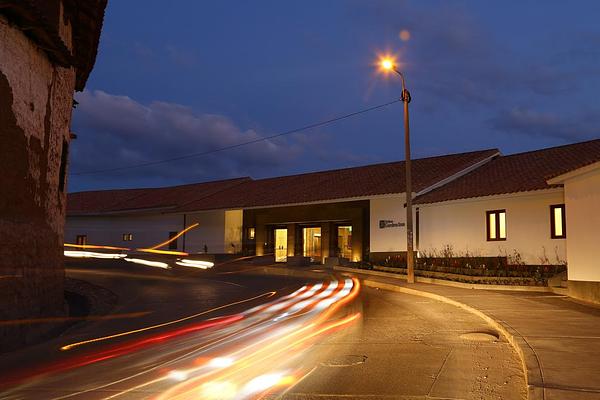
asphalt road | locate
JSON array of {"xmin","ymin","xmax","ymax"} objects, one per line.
[{"xmin": 0, "ymin": 257, "xmax": 526, "ymax": 399}]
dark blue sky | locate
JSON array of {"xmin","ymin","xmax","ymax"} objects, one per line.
[{"xmin": 69, "ymin": 0, "xmax": 600, "ymax": 191}]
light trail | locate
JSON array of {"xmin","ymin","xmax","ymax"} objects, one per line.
[
  {"xmin": 64, "ymin": 243, "xmax": 130, "ymax": 251},
  {"xmin": 175, "ymin": 259, "xmax": 214, "ymax": 269},
  {"xmin": 156, "ymin": 312, "xmax": 361, "ymax": 399},
  {"xmin": 95, "ymin": 279, "xmax": 360, "ymax": 400},
  {"xmin": 60, "ymin": 291, "xmax": 276, "ymax": 351},
  {"xmin": 152, "ymin": 279, "xmax": 360, "ymax": 400},
  {"xmin": 124, "ymin": 258, "xmax": 169, "ymax": 269},
  {"xmin": 135, "ymin": 248, "xmax": 189, "ymax": 256},
  {"xmin": 64, "ymin": 251, "xmax": 127, "ymax": 259},
  {"xmin": 5, "ymin": 279, "xmax": 361, "ymax": 400},
  {"xmin": 147, "ymin": 223, "xmax": 199, "ymax": 250}
]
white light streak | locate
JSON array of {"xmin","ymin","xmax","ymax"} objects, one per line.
[
  {"xmin": 167, "ymin": 370, "xmax": 188, "ymax": 382},
  {"xmin": 175, "ymin": 259, "xmax": 214, "ymax": 269},
  {"xmin": 208, "ymin": 357, "xmax": 234, "ymax": 368},
  {"xmin": 124, "ymin": 258, "xmax": 169, "ymax": 269},
  {"xmin": 241, "ymin": 372, "xmax": 285, "ymax": 395},
  {"xmin": 64, "ymin": 251, "xmax": 127, "ymax": 259}
]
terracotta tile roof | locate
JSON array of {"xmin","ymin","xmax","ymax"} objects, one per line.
[
  {"xmin": 414, "ymin": 139, "xmax": 600, "ymax": 205},
  {"xmin": 67, "ymin": 188, "xmax": 148, "ymax": 215},
  {"xmin": 176, "ymin": 149, "xmax": 499, "ymax": 211},
  {"xmin": 67, "ymin": 177, "xmax": 250, "ymax": 215},
  {"xmin": 67, "ymin": 149, "xmax": 498, "ymax": 215}
]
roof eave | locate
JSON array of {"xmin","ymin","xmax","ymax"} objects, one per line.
[{"xmin": 547, "ymin": 160, "xmax": 600, "ymax": 184}]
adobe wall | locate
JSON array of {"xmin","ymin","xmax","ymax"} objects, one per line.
[{"xmin": 0, "ymin": 13, "xmax": 76, "ymax": 350}]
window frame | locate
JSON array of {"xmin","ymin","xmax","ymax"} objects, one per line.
[
  {"xmin": 76, "ymin": 235, "xmax": 87, "ymax": 246},
  {"xmin": 122, "ymin": 233, "xmax": 133, "ymax": 241},
  {"xmin": 550, "ymin": 204, "xmax": 566, "ymax": 239},
  {"xmin": 486, "ymin": 209, "xmax": 506, "ymax": 241}
]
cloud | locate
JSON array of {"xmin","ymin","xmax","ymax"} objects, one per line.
[
  {"xmin": 350, "ymin": 2, "xmax": 590, "ymax": 107},
  {"xmin": 69, "ymin": 90, "xmax": 301, "ymax": 189},
  {"xmin": 488, "ymin": 107, "xmax": 600, "ymax": 141}
]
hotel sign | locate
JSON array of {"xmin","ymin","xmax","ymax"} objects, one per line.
[{"xmin": 379, "ymin": 219, "xmax": 405, "ymax": 229}]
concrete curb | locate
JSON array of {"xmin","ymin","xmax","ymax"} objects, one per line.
[
  {"xmin": 357, "ymin": 278, "xmax": 543, "ymax": 400},
  {"xmin": 331, "ymin": 266, "xmax": 544, "ymax": 400},
  {"xmin": 334, "ymin": 265, "xmax": 554, "ymax": 293}
]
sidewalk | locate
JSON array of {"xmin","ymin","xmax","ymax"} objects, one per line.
[{"xmin": 336, "ymin": 268, "xmax": 600, "ymax": 400}]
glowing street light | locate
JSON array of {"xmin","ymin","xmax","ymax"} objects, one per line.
[
  {"xmin": 377, "ymin": 54, "xmax": 415, "ymax": 284},
  {"xmin": 380, "ymin": 57, "xmax": 394, "ymax": 71}
]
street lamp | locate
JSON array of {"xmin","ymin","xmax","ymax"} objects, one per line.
[{"xmin": 378, "ymin": 55, "xmax": 415, "ymax": 283}]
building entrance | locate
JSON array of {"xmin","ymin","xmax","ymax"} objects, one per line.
[
  {"xmin": 337, "ymin": 225, "xmax": 352, "ymax": 259},
  {"xmin": 274, "ymin": 228, "xmax": 288, "ymax": 262},
  {"xmin": 303, "ymin": 227, "xmax": 322, "ymax": 261}
]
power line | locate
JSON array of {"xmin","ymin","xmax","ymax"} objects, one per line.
[{"xmin": 70, "ymin": 98, "xmax": 401, "ymax": 176}]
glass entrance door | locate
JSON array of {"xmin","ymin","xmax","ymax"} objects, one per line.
[
  {"xmin": 337, "ymin": 225, "xmax": 352, "ymax": 259},
  {"xmin": 303, "ymin": 227, "xmax": 322, "ymax": 261},
  {"xmin": 274, "ymin": 228, "xmax": 288, "ymax": 262}
]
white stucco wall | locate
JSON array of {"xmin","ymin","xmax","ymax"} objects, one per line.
[
  {"xmin": 561, "ymin": 168, "xmax": 600, "ymax": 281},
  {"xmin": 185, "ymin": 211, "xmax": 227, "ymax": 253},
  {"xmin": 370, "ymin": 195, "xmax": 416, "ymax": 252},
  {"xmin": 65, "ymin": 209, "xmax": 240, "ymax": 254},
  {"xmin": 418, "ymin": 190, "xmax": 566, "ymax": 264},
  {"xmin": 65, "ymin": 214, "xmax": 185, "ymax": 250}
]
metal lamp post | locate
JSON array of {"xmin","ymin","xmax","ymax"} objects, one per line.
[{"xmin": 380, "ymin": 58, "xmax": 415, "ymax": 283}]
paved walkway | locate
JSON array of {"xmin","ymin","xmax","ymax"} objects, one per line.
[
  {"xmin": 337, "ymin": 269, "xmax": 600, "ymax": 400},
  {"xmin": 286, "ymin": 285, "xmax": 525, "ymax": 400}
]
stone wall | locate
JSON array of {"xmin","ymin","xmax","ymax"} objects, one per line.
[{"xmin": 0, "ymin": 13, "xmax": 75, "ymax": 351}]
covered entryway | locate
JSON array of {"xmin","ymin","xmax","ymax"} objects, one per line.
[{"xmin": 243, "ymin": 200, "xmax": 369, "ymax": 264}]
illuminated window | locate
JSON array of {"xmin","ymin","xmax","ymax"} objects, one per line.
[
  {"xmin": 486, "ymin": 210, "xmax": 506, "ymax": 241},
  {"xmin": 274, "ymin": 228, "xmax": 288, "ymax": 262},
  {"xmin": 76, "ymin": 235, "xmax": 87, "ymax": 245},
  {"xmin": 122, "ymin": 233, "xmax": 133, "ymax": 241},
  {"xmin": 550, "ymin": 204, "xmax": 566, "ymax": 239},
  {"xmin": 248, "ymin": 227, "xmax": 255, "ymax": 240},
  {"xmin": 303, "ymin": 227, "xmax": 322, "ymax": 260},
  {"xmin": 337, "ymin": 226, "xmax": 352, "ymax": 259}
]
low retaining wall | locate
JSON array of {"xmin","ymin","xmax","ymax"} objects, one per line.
[
  {"xmin": 334, "ymin": 266, "xmax": 554, "ymax": 292},
  {"xmin": 568, "ymin": 280, "xmax": 600, "ymax": 305}
]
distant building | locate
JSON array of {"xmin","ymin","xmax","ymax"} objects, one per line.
[
  {"xmin": 66, "ymin": 139, "xmax": 600, "ymax": 302},
  {"xmin": 65, "ymin": 140, "xmax": 600, "ymax": 301},
  {"xmin": 0, "ymin": 0, "xmax": 107, "ymax": 350}
]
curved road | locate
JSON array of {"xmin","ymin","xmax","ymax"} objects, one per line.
[{"xmin": 0, "ymin": 259, "xmax": 526, "ymax": 399}]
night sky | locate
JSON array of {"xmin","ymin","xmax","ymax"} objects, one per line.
[{"xmin": 69, "ymin": 1, "xmax": 600, "ymax": 192}]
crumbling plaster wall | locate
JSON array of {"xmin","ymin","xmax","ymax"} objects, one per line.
[{"xmin": 0, "ymin": 12, "xmax": 76, "ymax": 349}]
